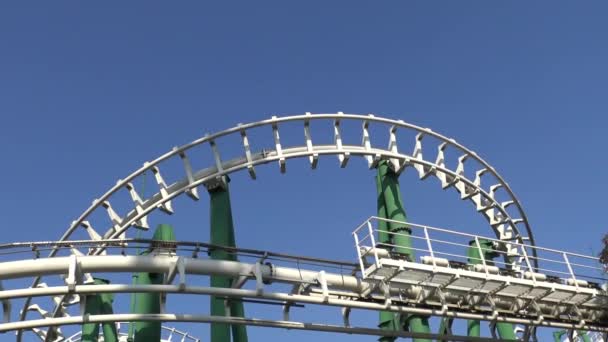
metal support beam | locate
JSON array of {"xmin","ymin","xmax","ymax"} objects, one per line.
[
  {"xmin": 376, "ymin": 161, "xmax": 430, "ymax": 342},
  {"xmin": 208, "ymin": 179, "xmax": 248, "ymax": 342},
  {"xmin": 467, "ymin": 239, "xmax": 518, "ymax": 340},
  {"xmin": 81, "ymin": 278, "xmax": 118, "ymax": 342},
  {"xmin": 132, "ymin": 224, "xmax": 175, "ymax": 342}
]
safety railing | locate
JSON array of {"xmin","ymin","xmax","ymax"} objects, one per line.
[{"xmin": 353, "ymin": 217, "xmax": 605, "ymax": 288}]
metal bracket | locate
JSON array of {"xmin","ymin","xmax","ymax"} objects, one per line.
[
  {"xmin": 150, "ymin": 165, "xmax": 174, "ymax": 214},
  {"xmin": 317, "ymin": 271, "xmax": 329, "ymax": 303},
  {"xmin": 238, "ymin": 125, "xmax": 257, "ymax": 179},
  {"xmin": 254, "ymin": 262, "xmax": 264, "ymax": 295},
  {"xmin": 271, "ymin": 117, "xmax": 286, "ymax": 173},
  {"xmin": 304, "ymin": 112, "xmax": 319, "ymax": 169},
  {"xmin": 165, "ymin": 257, "xmax": 186, "ymax": 291},
  {"xmin": 334, "ymin": 112, "xmax": 350, "ymax": 168},
  {"xmin": 65, "ymin": 254, "xmax": 82, "ymax": 292},
  {"xmin": 178, "ymin": 150, "xmax": 200, "ymax": 200},
  {"xmin": 361, "ymin": 116, "xmax": 381, "ymax": 169}
]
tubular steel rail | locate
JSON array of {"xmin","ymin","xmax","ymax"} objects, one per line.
[
  {"xmin": 0, "ymin": 236, "xmax": 606, "ymax": 341},
  {"xmin": 64, "ymin": 323, "xmax": 200, "ymax": 342},
  {"xmin": 11, "ymin": 113, "xmax": 541, "ymax": 341}
]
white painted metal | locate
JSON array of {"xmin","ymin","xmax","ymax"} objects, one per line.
[
  {"xmin": 12, "ymin": 113, "xmax": 540, "ymax": 340},
  {"xmin": 0, "ymin": 234, "xmax": 606, "ymax": 340},
  {"xmin": 353, "ymin": 217, "xmax": 607, "ymax": 335},
  {"xmin": 64, "ymin": 323, "xmax": 200, "ymax": 342}
]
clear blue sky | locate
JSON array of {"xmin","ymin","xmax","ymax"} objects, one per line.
[{"xmin": 1, "ymin": 2, "xmax": 607, "ymax": 341}]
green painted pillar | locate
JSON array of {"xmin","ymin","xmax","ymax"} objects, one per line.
[
  {"xmin": 376, "ymin": 166, "xmax": 396, "ymax": 342},
  {"xmin": 496, "ymin": 323, "xmax": 517, "ymax": 340},
  {"xmin": 132, "ymin": 224, "xmax": 175, "ymax": 342},
  {"xmin": 466, "ymin": 239, "xmax": 493, "ymax": 338},
  {"xmin": 377, "ymin": 312, "xmax": 399, "ymax": 342},
  {"xmin": 466, "ymin": 239, "xmax": 517, "ymax": 339},
  {"xmin": 81, "ymin": 278, "xmax": 118, "ymax": 342},
  {"xmin": 403, "ymin": 315, "xmax": 431, "ymax": 341},
  {"xmin": 375, "ymin": 170, "xmax": 390, "ymax": 247},
  {"xmin": 378, "ymin": 161, "xmax": 413, "ymax": 259},
  {"xmin": 438, "ymin": 317, "xmax": 453, "ymax": 337},
  {"xmin": 467, "ymin": 319, "xmax": 481, "ymax": 337},
  {"xmin": 376, "ymin": 161, "xmax": 430, "ymax": 342},
  {"xmin": 580, "ymin": 331, "xmax": 592, "ymax": 342},
  {"xmin": 553, "ymin": 330, "xmax": 566, "ymax": 342},
  {"xmin": 208, "ymin": 178, "xmax": 248, "ymax": 342}
]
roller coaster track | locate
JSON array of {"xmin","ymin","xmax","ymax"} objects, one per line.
[
  {"xmin": 64, "ymin": 323, "xmax": 200, "ymax": 342},
  {"xmin": 1, "ymin": 237, "xmax": 606, "ymax": 341},
  {"xmin": 10, "ymin": 113, "xmax": 544, "ymax": 341}
]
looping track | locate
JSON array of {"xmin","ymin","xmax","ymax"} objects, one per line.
[{"xmin": 14, "ymin": 113, "xmax": 538, "ymax": 341}]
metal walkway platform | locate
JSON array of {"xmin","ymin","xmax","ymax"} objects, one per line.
[{"xmin": 353, "ymin": 217, "xmax": 608, "ymax": 335}]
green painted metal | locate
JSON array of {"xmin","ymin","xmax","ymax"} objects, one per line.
[
  {"xmin": 377, "ymin": 312, "xmax": 399, "ymax": 342},
  {"xmin": 552, "ymin": 330, "xmax": 590, "ymax": 342},
  {"xmin": 466, "ymin": 239, "xmax": 491, "ymax": 339},
  {"xmin": 467, "ymin": 319, "xmax": 481, "ymax": 337},
  {"xmin": 131, "ymin": 224, "xmax": 175, "ymax": 342},
  {"xmin": 466, "ymin": 239, "xmax": 517, "ymax": 340},
  {"xmin": 128, "ymin": 171, "xmax": 147, "ymax": 341},
  {"xmin": 376, "ymin": 165, "xmax": 396, "ymax": 342},
  {"xmin": 466, "ymin": 238, "xmax": 491, "ymax": 338},
  {"xmin": 81, "ymin": 278, "xmax": 118, "ymax": 342},
  {"xmin": 208, "ymin": 178, "xmax": 248, "ymax": 342},
  {"xmin": 496, "ymin": 322, "xmax": 518, "ymax": 340},
  {"xmin": 438, "ymin": 317, "xmax": 453, "ymax": 336},
  {"xmin": 375, "ymin": 161, "xmax": 430, "ymax": 342},
  {"xmin": 403, "ymin": 315, "xmax": 431, "ymax": 341},
  {"xmin": 377, "ymin": 162, "xmax": 413, "ymax": 259},
  {"xmin": 375, "ymin": 169, "xmax": 390, "ymax": 247},
  {"xmin": 553, "ymin": 330, "xmax": 565, "ymax": 342}
]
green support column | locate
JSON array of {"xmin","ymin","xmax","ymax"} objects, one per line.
[
  {"xmin": 467, "ymin": 319, "xmax": 481, "ymax": 337},
  {"xmin": 496, "ymin": 322, "xmax": 517, "ymax": 340},
  {"xmin": 81, "ymin": 278, "xmax": 118, "ymax": 342},
  {"xmin": 466, "ymin": 239, "xmax": 517, "ymax": 340},
  {"xmin": 553, "ymin": 330, "xmax": 566, "ymax": 342},
  {"xmin": 376, "ymin": 161, "xmax": 430, "ymax": 342},
  {"xmin": 208, "ymin": 178, "xmax": 248, "ymax": 342},
  {"xmin": 580, "ymin": 331, "xmax": 592, "ymax": 342},
  {"xmin": 378, "ymin": 162, "xmax": 413, "ymax": 259},
  {"xmin": 552, "ymin": 330, "xmax": 590, "ymax": 342},
  {"xmin": 376, "ymin": 168, "xmax": 397, "ymax": 342},
  {"xmin": 132, "ymin": 224, "xmax": 175, "ymax": 342},
  {"xmin": 466, "ymin": 239, "xmax": 489, "ymax": 338},
  {"xmin": 438, "ymin": 317, "xmax": 451, "ymax": 335},
  {"xmin": 376, "ymin": 170, "xmax": 390, "ymax": 247}
]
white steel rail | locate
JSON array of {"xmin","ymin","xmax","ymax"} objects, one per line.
[
  {"xmin": 64, "ymin": 323, "xmax": 200, "ymax": 342},
  {"xmin": 15, "ymin": 113, "xmax": 537, "ymax": 340},
  {"xmin": 1, "ymin": 255, "xmax": 607, "ymax": 335}
]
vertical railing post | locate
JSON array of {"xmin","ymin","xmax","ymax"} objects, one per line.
[
  {"xmin": 423, "ymin": 226, "xmax": 436, "ymax": 269},
  {"xmin": 368, "ymin": 220, "xmax": 381, "ymax": 268},
  {"xmin": 520, "ymin": 244, "xmax": 536, "ymax": 284},
  {"xmin": 563, "ymin": 253, "xmax": 579, "ymax": 291},
  {"xmin": 474, "ymin": 237, "xmax": 489, "ymax": 276},
  {"xmin": 353, "ymin": 231, "xmax": 367, "ymax": 278}
]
